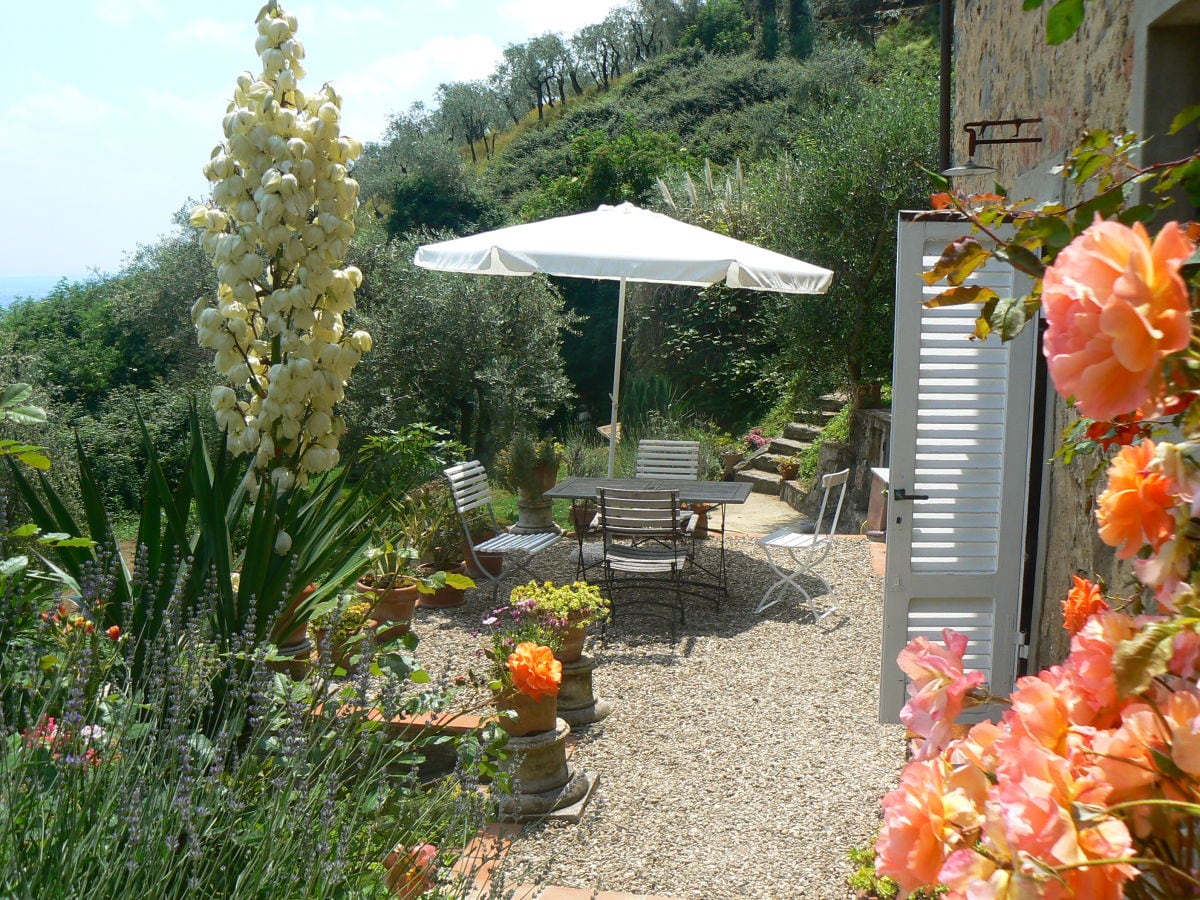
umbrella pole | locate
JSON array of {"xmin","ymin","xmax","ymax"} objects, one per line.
[{"xmin": 607, "ymin": 277, "xmax": 627, "ymax": 477}]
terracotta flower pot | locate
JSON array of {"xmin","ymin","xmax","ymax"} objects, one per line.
[
  {"xmin": 554, "ymin": 623, "xmax": 588, "ymax": 664},
  {"xmin": 777, "ymin": 462, "xmax": 799, "ymax": 482},
  {"xmin": 359, "ymin": 578, "xmax": 419, "ymax": 628},
  {"xmin": 570, "ymin": 502, "xmax": 596, "ymax": 536},
  {"xmin": 416, "ymin": 563, "xmax": 468, "ymax": 608},
  {"xmin": 463, "ymin": 541, "xmax": 503, "ymax": 579},
  {"xmin": 494, "ymin": 689, "xmax": 558, "ymax": 736},
  {"xmin": 273, "ymin": 583, "xmax": 317, "ymax": 646}
]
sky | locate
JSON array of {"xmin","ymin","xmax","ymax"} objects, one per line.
[{"xmin": 1, "ymin": 0, "xmax": 627, "ymax": 279}]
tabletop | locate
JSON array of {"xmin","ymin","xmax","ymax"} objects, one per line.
[{"xmin": 543, "ymin": 477, "xmax": 753, "ymax": 505}]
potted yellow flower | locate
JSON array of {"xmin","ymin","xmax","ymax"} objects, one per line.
[{"xmin": 508, "ymin": 580, "xmax": 609, "ymax": 663}]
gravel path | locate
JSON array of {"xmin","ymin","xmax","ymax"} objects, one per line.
[{"xmin": 411, "ymin": 534, "xmax": 906, "ymax": 900}]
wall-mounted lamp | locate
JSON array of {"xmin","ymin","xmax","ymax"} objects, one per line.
[{"xmin": 942, "ymin": 117, "xmax": 1043, "ymax": 178}]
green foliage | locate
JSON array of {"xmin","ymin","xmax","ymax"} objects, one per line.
[
  {"xmin": 800, "ymin": 402, "xmax": 851, "ymax": 478},
  {"xmin": 748, "ymin": 65, "xmax": 938, "ymax": 392},
  {"xmin": 520, "ymin": 121, "xmax": 689, "ymax": 219},
  {"xmin": 682, "ymin": 0, "xmax": 753, "ymax": 54},
  {"xmin": 847, "ymin": 842, "xmax": 899, "ymax": 898},
  {"xmin": 344, "ymin": 235, "xmax": 579, "ymax": 456},
  {"xmin": 386, "ymin": 173, "xmax": 502, "ymax": 238},
  {"xmin": 10, "ymin": 406, "xmax": 374, "ymax": 701},
  {"xmin": 632, "ymin": 283, "xmax": 788, "ymax": 427}
]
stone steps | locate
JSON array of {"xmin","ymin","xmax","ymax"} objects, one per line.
[
  {"xmin": 737, "ymin": 394, "xmax": 848, "ymax": 495},
  {"xmin": 766, "ymin": 436, "xmax": 808, "ymax": 458},
  {"xmin": 733, "ymin": 467, "xmax": 783, "ymax": 495},
  {"xmin": 783, "ymin": 422, "xmax": 822, "ymax": 443}
]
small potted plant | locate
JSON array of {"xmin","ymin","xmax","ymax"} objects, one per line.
[
  {"xmin": 396, "ymin": 481, "xmax": 476, "ymax": 608},
  {"xmin": 311, "ymin": 596, "xmax": 373, "ymax": 674},
  {"xmin": 776, "ymin": 452, "xmax": 804, "ymax": 482},
  {"xmin": 495, "ymin": 432, "xmax": 564, "ymax": 534},
  {"xmin": 359, "ymin": 537, "xmax": 422, "ymax": 625},
  {"xmin": 717, "ymin": 436, "xmax": 745, "ymax": 476},
  {"xmin": 479, "ymin": 604, "xmax": 563, "ymax": 736},
  {"xmin": 508, "ymin": 580, "xmax": 610, "ymax": 663}
]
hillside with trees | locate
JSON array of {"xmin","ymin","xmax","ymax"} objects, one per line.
[{"xmin": 0, "ymin": 0, "xmax": 939, "ymax": 513}]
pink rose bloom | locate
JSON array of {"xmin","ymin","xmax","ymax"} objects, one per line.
[
  {"xmin": 876, "ymin": 759, "xmax": 957, "ymax": 893},
  {"xmin": 1169, "ymin": 628, "xmax": 1200, "ymax": 679},
  {"xmin": 991, "ymin": 737, "xmax": 1135, "ymax": 898},
  {"xmin": 899, "ymin": 629, "xmax": 987, "ymax": 760},
  {"xmin": 1063, "ymin": 610, "xmax": 1139, "ymax": 726},
  {"xmin": 1041, "ymin": 218, "xmax": 1194, "ymax": 421}
]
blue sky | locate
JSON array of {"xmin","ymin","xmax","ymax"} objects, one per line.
[{"xmin": 2, "ymin": 0, "xmax": 626, "ymax": 279}]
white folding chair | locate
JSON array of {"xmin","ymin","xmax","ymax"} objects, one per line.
[
  {"xmin": 635, "ymin": 440, "xmax": 701, "ymax": 480},
  {"xmin": 598, "ymin": 487, "xmax": 695, "ymax": 635},
  {"xmin": 756, "ymin": 467, "xmax": 850, "ymax": 619},
  {"xmin": 444, "ymin": 461, "xmax": 562, "ymax": 603}
]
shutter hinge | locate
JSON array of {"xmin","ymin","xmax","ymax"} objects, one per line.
[{"xmin": 1017, "ymin": 632, "xmax": 1030, "ymax": 660}]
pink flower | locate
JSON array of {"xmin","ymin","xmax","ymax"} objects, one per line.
[
  {"xmin": 1062, "ymin": 610, "xmax": 1138, "ymax": 727},
  {"xmin": 990, "ymin": 737, "xmax": 1135, "ymax": 897},
  {"xmin": 875, "ymin": 759, "xmax": 957, "ymax": 893},
  {"xmin": 1041, "ymin": 218, "xmax": 1194, "ymax": 420},
  {"xmin": 898, "ymin": 629, "xmax": 986, "ymax": 760}
]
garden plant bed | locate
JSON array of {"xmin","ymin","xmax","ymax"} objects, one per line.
[{"xmin": 410, "ymin": 535, "xmax": 905, "ymax": 898}]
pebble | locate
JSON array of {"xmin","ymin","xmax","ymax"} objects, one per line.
[{"xmin": 411, "ymin": 535, "xmax": 906, "ymax": 899}]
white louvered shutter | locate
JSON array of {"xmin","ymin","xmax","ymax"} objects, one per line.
[{"xmin": 879, "ymin": 215, "xmax": 1037, "ymax": 724}]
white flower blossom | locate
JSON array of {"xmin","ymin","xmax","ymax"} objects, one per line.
[{"xmin": 191, "ymin": 2, "xmax": 368, "ymax": 491}]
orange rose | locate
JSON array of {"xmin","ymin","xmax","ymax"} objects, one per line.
[
  {"xmin": 1061, "ymin": 575, "xmax": 1109, "ymax": 635},
  {"xmin": 507, "ymin": 641, "xmax": 562, "ymax": 700},
  {"xmin": 1042, "ymin": 219, "xmax": 1194, "ymax": 421},
  {"xmin": 1096, "ymin": 440, "xmax": 1176, "ymax": 559}
]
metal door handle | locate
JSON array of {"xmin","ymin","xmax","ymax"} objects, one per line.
[{"xmin": 893, "ymin": 488, "xmax": 929, "ymax": 501}]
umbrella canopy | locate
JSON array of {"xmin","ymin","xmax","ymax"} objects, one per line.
[{"xmin": 414, "ymin": 203, "xmax": 834, "ymax": 474}]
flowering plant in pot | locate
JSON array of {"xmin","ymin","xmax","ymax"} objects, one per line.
[
  {"xmin": 479, "ymin": 604, "xmax": 562, "ymax": 735},
  {"xmin": 776, "ymin": 453, "xmax": 803, "ymax": 482},
  {"xmin": 508, "ymin": 580, "xmax": 609, "ymax": 663}
]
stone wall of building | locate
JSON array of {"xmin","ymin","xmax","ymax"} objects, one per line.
[{"xmin": 952, "ymin": 0, "xmax": 1135, "ymax": 670}]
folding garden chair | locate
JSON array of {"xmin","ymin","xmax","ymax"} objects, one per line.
[
  {"xmin": 756, "ymin": 467, "xmax": 850, "ymax": 619},
  {"xmin": 598, "ymin": 487, "xmax": 695, "ymax": 635},
  {"xmin": 444, "ymin": 461, "xmax": 562, "ymax": 603}
]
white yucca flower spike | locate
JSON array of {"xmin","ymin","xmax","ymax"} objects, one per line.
[{"xmin": 190, "ymin": 3, "xmax": 368, "ymax": 490}]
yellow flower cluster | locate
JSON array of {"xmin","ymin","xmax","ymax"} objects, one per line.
[{"xmin": 189, "ymin": 3, "xmax": 370, "ymax": 494}]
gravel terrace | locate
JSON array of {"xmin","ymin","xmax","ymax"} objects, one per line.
[{"xmin": 410, "ymin": 533, "xmax": 906, "ymax": 900}]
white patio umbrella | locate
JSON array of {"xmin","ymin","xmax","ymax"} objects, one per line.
[{"xmin": 414, "ymin": 202, "xmax": 834, "ymax": 476}]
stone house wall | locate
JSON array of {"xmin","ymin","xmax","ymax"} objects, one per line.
[{"xmin": 952, "ymin": 0, "xmax": 1136, "ymax": 669}]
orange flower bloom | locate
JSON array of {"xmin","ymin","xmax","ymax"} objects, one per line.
[
  {"xmin": 1096, "ymin": 440, "xmax": 1176, "ymax": 558},
  {"xmin": 1061, "ymin": 575, "xmax": 1109, "ymax": 635},
  {"xmin": 1042, "ymin": 219, "xmax": 1194, "ymax": 420},
  {"xmin": 507, "ymin": 641, "xmax": 562, "ymax": 700},
  {"xmin": 106, "ymin": 625, "xmax": 121, "ymax": 641}
]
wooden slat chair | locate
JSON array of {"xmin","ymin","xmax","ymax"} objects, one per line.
[
  {"xmin": 756, "ymin": 467, "xmax": 850, "ymax": 619},
  {"xmin": 598, "ymin": 488, "xmax": 696, "ymax": 636},
  {"xmin": 634, "ymin": 437, "xmax": 703, "ymax": 549},
  {"xmin": 635, "ymin": 439, "xmax": 701, "ymax": 480},
  {"xmin": 444, "ymin": 461, "xmax": 562, "ymax": 603}
]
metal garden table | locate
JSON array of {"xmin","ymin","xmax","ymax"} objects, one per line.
[{"xmin": 543, "ymin": 477, "xmax": 753, "ymax": 603}]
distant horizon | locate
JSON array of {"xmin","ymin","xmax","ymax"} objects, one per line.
[{"xmin": 0, "ymin": 274, "xmax": 74, "ymax": 306}]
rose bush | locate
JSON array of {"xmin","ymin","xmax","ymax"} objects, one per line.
[{"xmin": 880, "ymin": 97, "xmax": 1200, "ymax": 898}]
